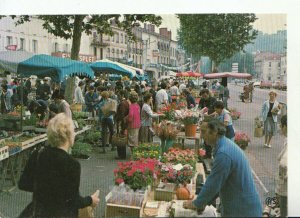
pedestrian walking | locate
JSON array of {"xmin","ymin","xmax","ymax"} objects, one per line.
[
  {"xmin": 218, "ymin": 84, "xmax": 224, "ymax": 101},
  {"xmin": 18, "ymin": 113, "xmax": 99, "ymax": 217},
  {"xmin": 261, "ymin": 90, "xmax": 281, "ymax": 148},
  {"xmin": 183, "ymin": 119, "xmax": 262, "ymax": 216},
  {"xmin": 249, "ymin": 82, "xmax": 254, "ymax": 103},
  {"xmin": 243, "ymin": 83, "xmax": 250, "ymax": 103},
  {"xmin": 223, "ymin": 84, "xmax": 230, "ymax": 109}
]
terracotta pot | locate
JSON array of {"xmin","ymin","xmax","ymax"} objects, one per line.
[{"xmin": 185, "ymin": 124, "xmax": 197, "ymax": 137}]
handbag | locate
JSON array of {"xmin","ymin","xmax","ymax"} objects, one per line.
[{"xmin": 18, "ymin": 147, "xmax": 45, "ymax": 218}]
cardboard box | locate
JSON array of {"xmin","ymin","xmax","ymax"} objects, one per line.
[
  {"xmin": 105, "ymin": 189, "xmax": 148, "ymax": 218},
  {"xmin": 154, "ymin": 183, "xmax": 176, "ymax": 201}
]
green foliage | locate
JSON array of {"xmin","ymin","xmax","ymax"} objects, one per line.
[
  {"xmin": 73, "ymin": 112, "xmax": 89, "ymax": 120},
  {"xmin": 244, "ymin": 30, "xmax": 287, "ymax": 53},
  {"xmin": 84, "ymin": 131, "xmax": 101, "ymax": 144},
  {"xmin": 71, "ymin": 141, "xmax": 92, "ymax": 156},
  {"xmin": 218, "ymin": 51, "xmax": 255, "ymax": 74},
  {"xmin": 177, "ymin": 14, "xmax": 258, "ymax": 68}
]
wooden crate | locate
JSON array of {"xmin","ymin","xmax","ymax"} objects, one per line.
[
  {"xmin": 105, "ymin": 189, "xmax": 148, "ymax": 218},
  {"xmin": 154, "ymin": 183, "xmax": 176, "ymax": 201},
  {"xmin": 0, "ymin": 146, "xmax": 9, "ymax": 161}
]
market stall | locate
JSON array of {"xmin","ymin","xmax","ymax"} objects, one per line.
[
  {"xmin": 106, "ymin": 104, "xmax": 216, "ymax": 217},
  {"xmin": 0, "ymin": 50, "xmax": 95, "ymax": 131},
  {"xmin": 203, "ymin": 72, "xmax": 252, "ymax": 87},
  {"xmin": 90, "ymin": 59, "xmax": 136, "ymax": 79}
]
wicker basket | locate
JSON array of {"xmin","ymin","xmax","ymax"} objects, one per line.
[
  {"xmin": 112, "ymin": 135, "xmax": 127, "ymax": 147},
  {"xmin": 70, "ymin": 103, "xmax": 83, "ymax": 112}
]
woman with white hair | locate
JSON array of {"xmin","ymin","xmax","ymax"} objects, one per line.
[
  {"xmin": 18, "ymin": 113, "xmax": 99, "ymax": 217},
  {"xmin": 261, "ymin": 90, "xmax": 281, "ymax": 148}
]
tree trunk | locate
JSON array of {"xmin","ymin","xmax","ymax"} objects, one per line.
[
  {"xmin": 211, "ymin": 60, "xmax": 218, "ymax": 73},
  {"xmin": 64, "ymin": 15, "xmax": 85, "ymax": 104}
]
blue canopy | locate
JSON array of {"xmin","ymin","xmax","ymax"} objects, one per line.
[
  {"xmin": 90, "ymin": 59, "xmax": 135, "ymax": 79},
  {"xmin": 0, "ymin": 51, "xmax": 95, "ymax": 82}
]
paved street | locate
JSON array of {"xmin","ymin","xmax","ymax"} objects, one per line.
[
  {"xmin": 0, "ymin": 84, "xmax": 287, "ymax": 217},
  {"xmin": 227, "ymin": 83, "xmax": 287, "ymax": 204}
]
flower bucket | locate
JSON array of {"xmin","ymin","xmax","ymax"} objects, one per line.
[
  {"xmin": 237, "ymin": 141, "xmax": 248, "ymax": 150},
  {"xmin": 161, "ymin": 139, "xmax": 174, "ymax": 153},
  {"xmin": 185, "ymin": 124, "xmax": 197, "ymax": 137}
]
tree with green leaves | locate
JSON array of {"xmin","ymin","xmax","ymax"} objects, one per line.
[
  {"xmin": 11, "ymin": 15, "xmax": 162, "ymax": 102},
  {"xmin": 177, "ymin": 14, "xmax": 258, "ymax": 72}
]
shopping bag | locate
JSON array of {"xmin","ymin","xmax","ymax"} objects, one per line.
[
  {"xmin": 78, "ymin": 206, "xmax": 95, "ymax": 218},
  {"xmin": 101, "ymin": 100, "xmax": 117, "ymax": 117},
  {"xmin": 254, "ymin": 127, "xmax": 264, "ymax": 137}
]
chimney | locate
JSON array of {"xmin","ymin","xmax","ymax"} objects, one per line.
[
  {"xmin": 144, "ymin": 23, "xmax": 147, "ymax": 30},
  {"xmin": 159, "ymin": 28, "xmax": 168, "ymax": 37},
  {"xmin": 168, "ymin": 31, "xmax": 172, "ymax": 40}
]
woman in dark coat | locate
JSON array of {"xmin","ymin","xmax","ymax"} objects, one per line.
[{"xmin": 18, "ymin": 113, "xmax": 99, "ymax": 217}]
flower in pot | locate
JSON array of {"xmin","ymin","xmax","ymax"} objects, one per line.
[{"xmin": 234, "ymin": 131, "xmax": 250, "ymax": 150}]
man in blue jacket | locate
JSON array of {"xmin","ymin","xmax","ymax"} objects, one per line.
[{"xmin": 183, "ymin": 119, "xmax": 262, "ymax": 216}]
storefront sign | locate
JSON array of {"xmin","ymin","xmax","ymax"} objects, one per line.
[
  {"xmin": 5, "ymin": 45, "xmax": 17, "ymax": 51},
  {"xmin": 51, "ymin": 52, "xmax": 96, "ymax": 63}
]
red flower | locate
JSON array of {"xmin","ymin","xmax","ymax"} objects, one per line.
[{"xmin": 115, "ymin": 178, "xmax": 124, "ymax": 185}]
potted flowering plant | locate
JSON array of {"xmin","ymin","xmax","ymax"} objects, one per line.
[
  {"xmin": 154, "ymin": 121, "xmax": 179, "ymax": 153},
  {"xmin": 159, "ymin": 103, "xmax": 177, "ymax": 121},
  {"xmin": 179, "ymin": 110, "xmax": 200, "ymax": 137},
  {"xmin": 198, "ymin": 148, "xmax": 206, "ymax": 162},
  {"xmin": 161, "ymin": 148, "xmax": 196, "ymax": 169},
  {"xmin": 234, "ymin": 131, "xmax": 251, "ymax": 150},
  {"xmin": 159, "ymin": 163, "xmax": 194, "ymax": 185},
  {"xmin": 114, "ymin": 159, "xmax": 160, "ymax": 190},
  {"xmin": 132, "ymin": 143, "xmax": 161, "ymax": 160},
  {"xmin": 229, "ymin": 108, "xmax": 241, "ymax": 120}
]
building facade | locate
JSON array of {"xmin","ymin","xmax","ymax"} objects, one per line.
[
  {"xmin": 254, "ymin": 52, "xmax": 282, "ymax": 82},
  {"xmin": 280, "ymin": 55, "xmax": 287, "ymax": 84},
  {"xmin": 0, "ymin": 16, "xmax": 184, "ymax": 80}
]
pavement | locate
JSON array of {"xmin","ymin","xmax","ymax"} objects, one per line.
[{"xmin": 0, "ymin": 83, "xmax": 287, "ymax": 217}]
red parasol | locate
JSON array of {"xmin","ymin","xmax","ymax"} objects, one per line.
[{"xmin": 176, "ymin": 71, "xmax": 203, "ymax": 77}]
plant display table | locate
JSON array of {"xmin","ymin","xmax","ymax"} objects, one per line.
[
  {"xmin": 176, "ymin": 132, "xmax": 201, "ymax": 151},
  {"xmin": 0, "ymin": 125, "xmax": 92, "ymax": 192},
  {"xmin": 141, "ymin": 163, "xmax": 214, "ymax": 217}
]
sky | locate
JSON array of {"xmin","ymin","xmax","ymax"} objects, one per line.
[{"xmin": 160, "ymin": 14, "xmax": 287, "ymax": 41}]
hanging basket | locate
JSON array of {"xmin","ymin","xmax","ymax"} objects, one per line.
[{"xmin": 185, "ymin": 124, "xmax": 197, "ymax": 137}]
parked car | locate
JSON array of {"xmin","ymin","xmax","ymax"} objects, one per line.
[
  {"xmin": 253, "ymin": 81, "xmax": 261, "ymax": 87},
  {"xmin": 260, "ymin": 81, "xmax": 272, "ymax": 89},
  {"xmin": 272, "ymin": 81, "xmax": 287, "ymax": 91}
]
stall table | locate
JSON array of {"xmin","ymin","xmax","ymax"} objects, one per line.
[
  {"xmin": 0, "ymin": 125, "xmax": 92, "ymax": 192},
  {"xmin": 176, "ymin": 132, "xmax": 201, "ymax": 151},
  {"xmin": 141, "ymin": 163, "xmax": 214, "ymax": 217}
]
